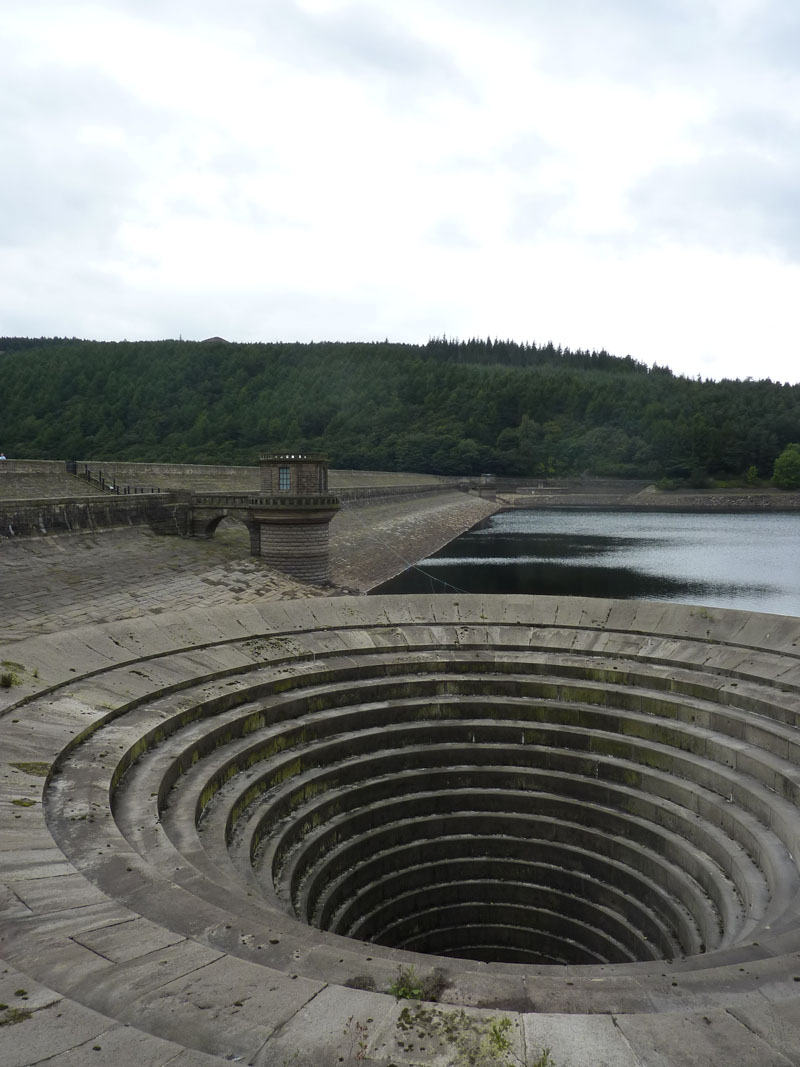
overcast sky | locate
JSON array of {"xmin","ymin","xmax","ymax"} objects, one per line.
[{"xmin": 3, "ymin": 0, "xmax": 800, "ymax": 382}]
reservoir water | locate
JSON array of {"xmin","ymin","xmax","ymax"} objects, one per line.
[{"xmin": 372, "ymin": 510, "xmax": 800, "ymax": 618}]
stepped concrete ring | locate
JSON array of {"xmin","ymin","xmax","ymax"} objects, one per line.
[{"xmin": 3, "ymin": 594, "xmax": 800, "ymax": 1066}]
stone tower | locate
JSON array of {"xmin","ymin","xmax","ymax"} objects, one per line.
[{"xmin": 251, "ymin": 452, "xmax": 340, "ymax": 583}]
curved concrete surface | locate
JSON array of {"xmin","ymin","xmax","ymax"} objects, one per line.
[{"xmin": 3, "ymin": 595, "xmax": 800, "ymax": 1065}]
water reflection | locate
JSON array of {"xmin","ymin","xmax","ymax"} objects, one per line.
[
  {"xmin": 372, "ymin": 510, "xmax": 799, "ymax": 616},
  {"xmin": 442, "ymin": 532, "xmax": 666, "ymax": 561},
  {"xmin": 376, "ymin": 556, "xmax": 759, "ymax": 601}
]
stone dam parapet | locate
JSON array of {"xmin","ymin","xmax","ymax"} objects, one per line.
[
  {"xmin": 0, "ymin": 484, "xmax": 470, "ymax": 542},
  {"xmin": 71, "ymin": 460, "xmax": 454, "ymax": 493},
  {"xmin": 0, "ymin": 493, "xmax": 190, "ymax": 539}
]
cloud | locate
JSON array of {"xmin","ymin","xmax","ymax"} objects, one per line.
[
  {"xmin": 633, "ymin": 156, "xmax": 800, "ymax": 259},
  {"xmin": 283, "ymin": 3, "xmax": 468, "ymax": 95},
  {"xmin": 746, "ymin": 0, "xmax": 800, "ymax": 69},
  {"xmin": 435, "ymin": 0, "xmax": 714, "ymax": 83},
  {"xmin": 427, "ymin": 218, "xmax": 480, "ymax": 248},
  {"xmin": 508, "ymin": 190, "xmax": 572, "ymax": 243},
  {"xmin": 100, "ymin": 0, "xmax": 470, "ymax": 101},
  {"xmin": 0, "ymin": 59, "xmax": 157, "ymax": 251},
  {"xmin": 630, "ymin": 108, "xmax": 800, "ymax": 260},
  {"xmin": 1, "ymin": 0, "xmax": 799, "ymax": 382}
]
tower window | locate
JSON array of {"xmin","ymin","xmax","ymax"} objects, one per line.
[{"xmin": 278, "ymin": 466, "xmax": 291, "ymax": 491}]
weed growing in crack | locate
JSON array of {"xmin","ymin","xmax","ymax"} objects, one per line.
[
  {"xmin": 0, "ymin": 1006, "xmax": 32, "ymax": 1027},
  {"xmin": 394, "ymin": 1003, "xmax": 555, "ymax": 1066},
  {"xmin": 387, "ymin": 964, "xmax": 449, "ymax": 1002},
  {"xmin": 388, "ymin": 964, "xmax": 422, "ymax": 1000},
  {"xmin": 342, "ymin": 1015, "xmax": 369, "ymax": 1061}
]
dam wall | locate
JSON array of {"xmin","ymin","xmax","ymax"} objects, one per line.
[
  {"xmin": 0, "ymin": 493, "xmax": 189, "ymax": 539},
  {"xmin": 494, "ymin": 479, "xmax": 800, "ymax": 511},
  {"xmin": 71, "ymin": 459, "xmax": 451, "ymax": 492},
  {"xmin": 0, "ymin": 484, "xmax": 474, "ymax": 543}
]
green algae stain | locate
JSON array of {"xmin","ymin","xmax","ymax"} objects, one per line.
[{"xmin": 10, "ymin": 762, "xmax": 49, "ymax": 777}]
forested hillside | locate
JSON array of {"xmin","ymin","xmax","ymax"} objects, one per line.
[{"xmin": 2, "ymin": 336, "xmax": 799, "ymax": 481}]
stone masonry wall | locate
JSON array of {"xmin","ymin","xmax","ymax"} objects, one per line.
[
  {"xmin": 0, "ymin": 495, "xmax": 188, "ymax": 539},
  {"xmin": 71, "ymin": 461, "xmax": 449, "ymax": 492},
  {"xmin": 259, "ymin": 521, "xmax": 331, "ymax": 583},
  {"xmin": 77, "ymin": 461, "xmax": 261, "ymax": 493},
  {"xmin": 0, "ymin": 471, "xmax": 102, "ymax": 500},
  {"xmin": 260, "ymin": 459, "xmax": 327, "ymax": 494},
  {"xmin": 0, "ymin": 459, "xmax": 66, "ymax": 473}
]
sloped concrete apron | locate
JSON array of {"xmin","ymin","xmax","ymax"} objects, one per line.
[{"xmin": 2, "ymin": 595, "xmax": 800, "ymax": 1066}]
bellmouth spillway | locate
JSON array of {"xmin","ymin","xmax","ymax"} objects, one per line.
[{"xmin": 4, "ymin": 593, "xmax": 800, "ymax": 1064}]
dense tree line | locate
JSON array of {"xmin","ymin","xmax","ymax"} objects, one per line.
[{"xmin": 1, "ymin": 336, "xmax": 799, "ymax": 482}]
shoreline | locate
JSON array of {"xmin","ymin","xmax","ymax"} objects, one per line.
[{"xmin": 493, "ymin": 487, "xmax": 800, "ymax": 512}]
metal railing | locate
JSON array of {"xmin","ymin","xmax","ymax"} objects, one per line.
[{"xmin": 83, "ymin": 466, "xmax": 162, "ymax": 495}]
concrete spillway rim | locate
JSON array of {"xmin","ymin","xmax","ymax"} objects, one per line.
[{"xmin": 4, "ymin": 594, "xmax": 800, "ymax": 1066}]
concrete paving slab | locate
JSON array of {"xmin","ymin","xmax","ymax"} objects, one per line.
[
  {"xmin": 733, "ymin": 613, "xmax": 800, "ymax": 654},
  {"xmin": 164, "ymin": 1051, "xmax": 230, "ymax": 1066},
  {"xmin": 63, "ymin": 939, "xmax": 223, "ymax": 1006},
  {"xmin": 114, "ymin": 956, "xmax": 324, "ymax": 1063},
  {"xmin": 626, "ymin": 600, "xmax": 670, "ymax": 634},
  {"xmin": 9, "ymin": 873, "xmax": 111, "ymax": 913},
  {"xmin": 0, "ymin": 967, "xmax": 62, "ymax": 1013},
  {"xmin": 526, "ymin": 974, "xmax": 656, "ymax": 1015},
  {"xmin": 0, "ymin": 932, "xmax": 115, "ymax": 991},
  {"xmin": 522, "ymin": 595, "xmax": 563, "ymax": 626},
  {"xmin": 430, "ymin": 969, "xmax": 529, "ymax": 1012},
  {"xmin": 553, "ymin": 598, "xmax": 590, "ymax": 627},
  {"xmin": 774, "ymin": 664, "xmax": 800, "ymax": 690},
  {"xmin": 603, "ymin": 599, "xmax": 648, "ymax": 632},
  {"xmin": 148, "ymin": 615, "xmax": 233, "ymax": 653},
  {"xmin": 0, "ymin": 848, "xmax": 76, "ymax": 883},
  {"xmin": 428, "ymin": 599, "xmax": 466, "ymax": 625},
  {"xmin": 1, "ymin": 899, "xmax": 135, "ymax": 947},
  {"xmin": 729, "ymin": 997, "xmax": 800, "ymax": 1067},
  {"xmin": 0, "ymin": 824, "xmax": 54, "ymax": 854},
  {"xmin": 368, "ymin": 997, "xmax": 526, "ymax": 1067},
  {"xmin": 78, "ymin": 628, "xmax": 140, "ymax": 665},
  {"xmin": 72, "ymin": 917, "xmax": 187, "ymax": 963},
  {"xmin": 523, "ymin": 1013, "xmax": 641, "ymax": 1067},
  {"xmin": 28, "ymin": 1022, "xmax": 228, "ymax": 1066},
  {"xmin": 616, "ymin": 1008, "xmax": 795, "ymax": 1067},
  {"xmin": 486, "ymin": 593, "xmax": 542, "ymax": 625},
  {"xmin": 252, "ymin": 984, "xmax": 395, "ymax": 1067},
  {"xmin": 0, "ymin": 884, "xmax": 33, "ymax": 918},
  {"xmin": 576, "ymin": 599, "xmax": 614, "ymax": 630},
  {"xmin": 0, "ymin": 997, "xmax": 113, "ymax": 1067},
  {"xmin": 287, "ymin": 597, "xmax": 351, "ymax": 630}
]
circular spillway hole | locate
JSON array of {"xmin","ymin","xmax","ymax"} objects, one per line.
[
  {"xmin": 44, "ymin": 613, "xmax": 790, "ymax": 976},
  {"xmin": 19, "ymin": 594, "xmax": 800, "ymax": 1058},
  {"xmin": 244, "ymin": 661, "xmax": 767, "ymax": 967}
]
